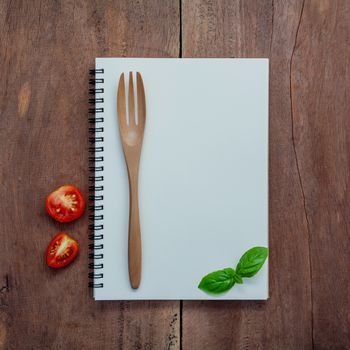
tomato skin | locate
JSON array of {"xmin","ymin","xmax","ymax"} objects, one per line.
[
  {"xmin": 46, "ymin": 232, "xmax": 79, "ymax": 268},
  {"xmin": 46, "ymin": 185, "xmax": 85, "ymax": 223}
]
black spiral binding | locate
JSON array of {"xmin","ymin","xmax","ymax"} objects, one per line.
[{"xmin": 88, "ymin": 68, "xmax": 105, "ymax": 289}]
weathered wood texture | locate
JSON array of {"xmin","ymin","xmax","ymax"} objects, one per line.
[
  {"xmin": 291, "ymin": 1, "xmax": 350, "ymax": 348},
  {"xmin": 0, "ymin": 1, "xmax": 179, "ymax": 349},
  {"xmin": 183, "ymin": 0, "xmax": 350, "ymax": 349},
  {"xmin": 1, "ymin": 0, "xmax": 349, "ymax": 349}
]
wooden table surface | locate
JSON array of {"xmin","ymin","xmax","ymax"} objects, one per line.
[{"xmin": 1, "ymin": 1, "xmax": 349, "ymax": 349}]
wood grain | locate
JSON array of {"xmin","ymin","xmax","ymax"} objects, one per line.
[
  {"xmin": 182, "ymin": 0, "xmax": 313, "ymax": 349},
  {"xmin": 1, "ymin": 0, "xmax": 350, "ymax": 348},
  {"xmin": 291, "ymin": 1, "xmax": 350, "ymax": 348},
  {"xmin": 0, "ymin": 1, "xmax": 179, "ymax": 349}
]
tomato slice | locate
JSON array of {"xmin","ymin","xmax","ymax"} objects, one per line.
[
  {"xmin": 46, "ymin": 232, "xmax": 79, "ymax": 268},
  {"xmin": 46, "ymin": 185, "xmax": 85, "ymax": 223}
]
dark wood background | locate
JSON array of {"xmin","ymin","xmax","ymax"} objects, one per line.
[{"xmin": 0, "ymin": 0, "xmax": 349, "ymax": 349}]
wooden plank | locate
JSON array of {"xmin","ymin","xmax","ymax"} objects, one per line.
[
  {"xmin": 0, "ymin": 1, "xmax": 179, "ymax": 349},
  {"xmin": 291, "ymin": 1, "xmax": 350, "ymax": 348},
  {"xmin": 182, "ymin": 0, "xmax": 313, "ymax": 349}
]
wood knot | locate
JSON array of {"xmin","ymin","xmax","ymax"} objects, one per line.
[{"xmin": 18, "ymin": 82, "xmax": 31, "ymax": 118}]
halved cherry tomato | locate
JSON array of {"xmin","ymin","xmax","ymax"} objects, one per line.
[
  {"xmin": 46, "ymin": 185, "xmax": 85, "ymax": 223},
  {"xmin": 46, "ymin": 232, "xmax": 79, "ymax": 268}
]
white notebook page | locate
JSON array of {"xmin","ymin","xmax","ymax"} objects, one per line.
[{"xmin": 93, "ymin": 58, "xmax": 268, "ymax": 300}]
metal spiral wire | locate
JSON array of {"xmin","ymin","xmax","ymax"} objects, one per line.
[{"xmin": 88, "ymin": 68, "xmax": 105, "ymax": 288}]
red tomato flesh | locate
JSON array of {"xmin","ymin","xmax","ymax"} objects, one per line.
[
  {"xmin": 46, "ymin": 232, "xmax": 79, "ymax": 268},
  {"xmin": 46, "ymin": 185, "xmax": 85, "ymax": 223}
]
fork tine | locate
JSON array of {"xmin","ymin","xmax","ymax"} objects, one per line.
[
  {"xmin": 136, "ymin": 72, "xmax": 146, "ymax": 129},
  {"xmin": 117, "ymin": 73, "xmax": 127, "ymax": 129},
  {"xmin": 128, "ymin": 71, "xmax": 135, "ymax": 126}
]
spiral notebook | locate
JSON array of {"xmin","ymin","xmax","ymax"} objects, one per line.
[{"xmin": 89, "ymin": 58, "xmax": 269, "ymax": 300}]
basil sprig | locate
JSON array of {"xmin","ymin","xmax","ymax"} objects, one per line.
[{"xmin": 198, "ymin": 246, "xmax": 268, "ymax": 295}]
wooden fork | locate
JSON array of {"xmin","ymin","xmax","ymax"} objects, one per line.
[{"xmin": 117, "ymin": 72, "xmax": 146, "ymax": 289}]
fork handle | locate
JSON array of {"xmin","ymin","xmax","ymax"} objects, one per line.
[{"xmin": 127, "ymin": 164, "xmax": 142, "ymax": 289}]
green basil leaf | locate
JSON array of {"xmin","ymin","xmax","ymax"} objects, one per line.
[
  {"xmin": 198, "ymin": 268, "xmax": 236, "ymax": 294},
  {"xmin": 236, "ymin": 247, "xmax": 268, "ymax": 278}
]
